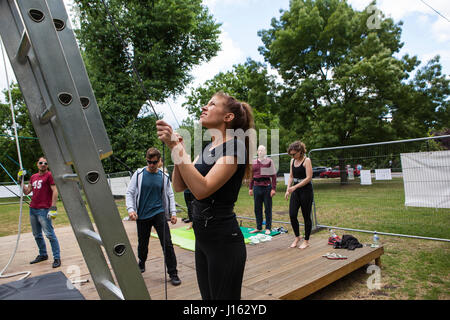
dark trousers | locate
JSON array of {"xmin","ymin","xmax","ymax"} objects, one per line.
[
  {"xmin": 184, "ymin": 191, "xmax": 194, "ymax": 221},
  {"xmin": 193, "ymin": 217, "xmax": 246, "ymax": 300},
  {"xmin": 136, "ymin": 212, "xmax": 178, "ymax": 276},
  {"xmin": 289, "ymin": 188, "xmax": 313, "ymax": 240},
  {"xmin": 253, "ymin": 185, "xmax": 272, "ymax": 230}
]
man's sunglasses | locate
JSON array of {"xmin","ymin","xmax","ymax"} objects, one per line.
[
  {"xmin": 146, "ymin": 159, "xmax": 159, "ymax": 165},
  {"xmin": 38, "ymin": 161, "xmax": 48, "ymax": 165}
]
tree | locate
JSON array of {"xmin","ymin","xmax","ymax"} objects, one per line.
[
  {"xmin": 390, "ymin": 56, "xmax": 449, "ymax": 139},
  {"xmin": 258, "ymin": 0, "xmax": 425, "ymax": 148},
  {"xmin": 257, "ymin": 0, "xmax": 449, "ymax": 182},
  {"xmin": 183, "ymin": 58, "xmax": 286, "ymax": 153},
  {"xmin": 0, "ymin": 84, "xmax": 42, "ymax": 182},
  {"xmin": 73, "ymin": 0, "xmax": 221, "ymax": 172}
]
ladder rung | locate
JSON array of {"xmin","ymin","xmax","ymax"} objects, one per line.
[
  {"xmin": 15, "ymin": 31, "xmax": 30, "ymax": 63},
  {"xmin": 39, "ymin": 106, "xmax": 55, "ymax": 124},
  {"xmin": 100, "ymin": 280, "xmax": 124, "ymax": 300},
  {"xmin": 61, "ymin": 174, "xmax": 79, "ymax": 182},
  {"xmin": 81, "ymin": 229, "xmax": 103, "ymax": 246}
]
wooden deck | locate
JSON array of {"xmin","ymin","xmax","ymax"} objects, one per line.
[{"xmin": 0, "ymin": 220, "xmax": 383, "ymax": 300}]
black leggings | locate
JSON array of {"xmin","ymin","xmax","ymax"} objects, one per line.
[
  {"xmin": 184, "ymin": 191, "xmax": 194, "ymax": 221},
  {"xmin": 289, "ymin": 188, "xmax": 313, "ymax": 240},
  {"xmin": 193, "ymin": 218, "xmax": 246, "ymax": 300},
  {"xmin": 136, "ymin": 212, "xmax": 178, "ymax": 276}
]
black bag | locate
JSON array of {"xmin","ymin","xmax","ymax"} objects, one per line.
[{"xmin": 333, "ymin": 234, "xmax": 363, "ymax": 250}]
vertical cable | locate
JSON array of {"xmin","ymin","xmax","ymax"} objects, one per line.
[
  {"xmin": 0, "ymin": 36, "xmax": 30, "ymax": 280},
  {"xmin": 99, "ymin": 0, "xmax": 169, "ymax": 299}
]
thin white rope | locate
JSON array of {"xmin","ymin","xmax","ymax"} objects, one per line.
[{"xmin": 0, "ymin": 36, "xmax": 31, "ymax": 280}]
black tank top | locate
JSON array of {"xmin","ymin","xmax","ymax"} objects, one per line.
[
  {"xmin": 292, "ymin": 158, "xmax": 312, "ymax": 191},
  {"xmin": 194, "ymin": 137, "xmax": 246, "ymax": 204}
]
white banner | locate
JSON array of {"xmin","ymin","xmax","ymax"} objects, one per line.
[
  {"xmin": 401, "ymin": 150, "xmax": 450, "ymax": 209},
  {"xmin": 0, "ymin": 184, "xmax": 31, "ymax": 199},
  {"xmin": 348, "ymin": 168, "xmax": 355, "ymax": 180},
  {"xmin": 107, "ymin": 176, "xmax": 131, "ymax": 196},
  {"xmin": 360, "ymin": 170, "xmax": 372, "ymax": 185},
  {"xmin": 1, "ymin": 175, "xmax": 131, "ymax": 198},
  {"xmin": 375, "ymin": 168, "xmax": 392, "ymax": 180},
  {"xmin": 284, "ymin": 173, "xmax": 290, "ymax": 186}
]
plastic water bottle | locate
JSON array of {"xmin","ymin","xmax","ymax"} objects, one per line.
[
  {"xmin": 329, "ymin": 228, "xmax": 337, "ymax": 238},
  {"xmin": 373, "ymin": 231, "xmax": 380, "ymax": 248}
]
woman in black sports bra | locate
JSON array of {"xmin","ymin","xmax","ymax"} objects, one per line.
[
  {"xmin": 156, "ymin": 92, "xmax": 254, "ymax": 300},
  {"xmin": 285, "ymin": 140, "xmax": 314, "ymax": 249}
]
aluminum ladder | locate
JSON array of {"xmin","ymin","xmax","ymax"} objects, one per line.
[{"xmin": 0, "ymin": 0, "xmax": 150, "ymax": 300}]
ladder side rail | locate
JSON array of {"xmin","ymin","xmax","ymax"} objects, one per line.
[
  {"xmin": 47, "ymin": 0, "xmax": 112, "ymax": 161},
  {"xmin": 0, "ymin": 0, "xmax": 119, "ymax": 300},
  {"xmin": 14, "ymin": 0, "xmax": 150, "ymax": 300}
]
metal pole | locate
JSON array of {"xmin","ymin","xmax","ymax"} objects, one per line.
[
  {"xmin": 316, "ymin": 224, "xmax": 450, "ymax": 243},
  {"xmin": 309, "ymin": 135, "xmax": 450, "ymax": 153}
]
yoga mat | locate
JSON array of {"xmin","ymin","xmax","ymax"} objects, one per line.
[
  {"xmin": 240, "ymin": 227, "xmax": 281, "ymax": 238},
  {"xmin": 152, "ymin": 225, "xmax": 280, "ymax": 251},
  {"xmin": 0, "ymin": 271, "xmax": 85, "ymax": 300}
]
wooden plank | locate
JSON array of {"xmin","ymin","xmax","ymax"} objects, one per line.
[
  {"xmin": 279, "ymin": 247, "xmax": 384, "ymax": 299},
  {"xmin": 254, "ymin": 246, "xmax": 383, "ymax": 298},
  {"xmin": 0, "ymin": 221, "xmax": 384, "ymax": 300}
]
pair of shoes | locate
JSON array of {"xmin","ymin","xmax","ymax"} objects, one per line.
[
  {"xmin": 170, "ymin": 274, "xmax": 181, "ymax": 286},
  {"xmin": 52, "ymin": 259, "xmax": 61, "ymax": 268},
  {"xmin": 182, "ymin": 218, "xmax": 191, "ymax": 223},
  {"xmin": 322, "ymin": 252, "xmax": 347, "ymax": 260},
  {"xmin": 274, "ymin": 227, "xmax": 288, "ymax": 234},
  {"xmin": 138, "ymin": 260, "xmax": 145, "ymax": 273},
  {"xmin": 30, "ymin": 255, "xmax": 48, "ymax": 264},
  {"xmin": 249, "ymin": 234, "xmax": 272, "ymax": 244}
]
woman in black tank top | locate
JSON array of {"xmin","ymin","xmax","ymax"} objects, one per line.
[
  {"xmin": 285, "ymin": 140, "xmax": 314, "ymax": 249},
  {"xmin": 156, "ymin": 92, "xmax": 254, "ymax": 300}
]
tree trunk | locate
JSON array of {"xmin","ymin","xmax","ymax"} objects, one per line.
[{"xmin": 339, "ymin": 157, "xmax": 348, "ymax": 185}]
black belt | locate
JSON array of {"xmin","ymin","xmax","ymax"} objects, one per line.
[
  {"xmin": 192, "ymin": 199, "xmax": 235, "ymax": 227},
  {"xmin": 253, "ymin": 177, "xmax": 271, "ymax": 182}
]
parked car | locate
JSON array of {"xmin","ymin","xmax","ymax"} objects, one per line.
[
  {"xmin": 312, "ymin": 167, "xmax": 328, "ymax": 178},
  {"xmin": 319, "ymin": 167, "xmax": 360, "ymax": 178},
  {"xmin": 320, "ymin": 168, "xmax": 340, "ymax": 178}
]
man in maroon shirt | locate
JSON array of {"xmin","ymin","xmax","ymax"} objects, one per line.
[
  {"xmin": 249, "ymin": 145, "xmax": 277, "ymax": 235},
  {"xmin": 23, "ymin": 157, "xmax": 61, "ymax": 268}
]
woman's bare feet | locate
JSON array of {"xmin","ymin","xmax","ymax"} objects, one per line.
[
  {"xmin": 186, "ymin": 222, "xmax": 193, "ymax": 230},
  {"xmin": 299, "ymin": 240, "xmax": 310, "ymax": 249},
  {"xmin": 249, "ymin": 229, "xmax": 261, "ymax": 234},
  {"xmin": 289, "ymin": 236, "xmax": 301, "ymax": 248}
]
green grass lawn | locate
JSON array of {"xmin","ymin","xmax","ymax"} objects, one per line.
[
  {"xmin": 1, "ymin": 178, "xmax": 449, "ymax": 300},
  {"xmin": 310, "ymin": 178, "xmax": 450, "ymax": 239},
  {"xmin": 175, "ymin": 178, "xmax": 450, "ymax": 241}
]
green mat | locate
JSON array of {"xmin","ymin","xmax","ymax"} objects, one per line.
[
  {"xmin": 151, "ymin": 226, "xmax": 280, "ymax": 252},
  {"xmin": 240, "ymin": 227, "xmax": 281, "ymax": 238}
]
